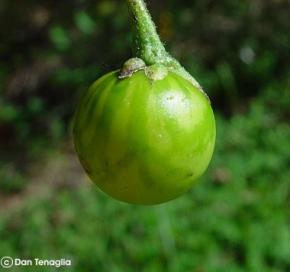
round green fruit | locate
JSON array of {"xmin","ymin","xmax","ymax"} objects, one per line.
[{"xmin": 73, "ymin": 68, "xmax": 216, "ymax": 204}]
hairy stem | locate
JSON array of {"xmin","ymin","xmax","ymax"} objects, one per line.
[
  {"xmin": 125, "ymin": 0, "xmax": 202, "ymax": 90},
  {"xmin": 125, "ymin": 0, "xmax": 170, "ymax": 65}
]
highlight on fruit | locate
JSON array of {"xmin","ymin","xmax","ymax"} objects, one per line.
[{"xmin": 72, "ymin": 0, "xmax": 216, "ymax": 205}]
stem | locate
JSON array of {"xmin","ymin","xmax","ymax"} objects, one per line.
[
  {"xmin": 126, "ymin": 0, "xmax": 169, "ymax": 65},
  {"xmin": 125, "ymin": 0, "xmax": 202, "ymax": 91}
]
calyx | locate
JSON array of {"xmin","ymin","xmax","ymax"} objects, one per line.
[
  {"xmin": 119, "ymin": 58, "xmax": 169, "ymax": 81},
  {"xmin": 119, "ymin": 58, "xmax": 146, "ymax": 78}
]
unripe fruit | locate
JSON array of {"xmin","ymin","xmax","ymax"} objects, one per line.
[{"xmin": 73, "ymin": 0, "xmax": 216, "ymax": 204}]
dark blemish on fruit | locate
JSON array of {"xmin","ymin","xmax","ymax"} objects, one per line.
[{"xmin": 115, "ymin": 154, "xmax": 132, "ymax": 169}]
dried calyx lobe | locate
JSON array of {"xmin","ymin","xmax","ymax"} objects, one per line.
[
  {"xmin": 119, "ymin": 58, "xmax": 168, "ymax": 81},
  {"xmin": 120, "ymin": 0, "xmax": 204, "ymax": 90}
]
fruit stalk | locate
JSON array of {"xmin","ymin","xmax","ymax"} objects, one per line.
[
  {"xmin": 125, "ymin": 0, "xmax": 169, "ymax": 65},
  {"xmin": 125, "ymin": 0, "xmax": 201, "ymax": 89}
]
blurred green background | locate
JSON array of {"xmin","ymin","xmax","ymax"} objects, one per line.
[{"xmin": 0, "ymin": 0, "xmax": 290, "ymax": 271}]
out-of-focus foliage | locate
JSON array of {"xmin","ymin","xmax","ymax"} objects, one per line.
[{"xmin": 0, "ymin": 0, "xmax": 289, "ymax": 271}]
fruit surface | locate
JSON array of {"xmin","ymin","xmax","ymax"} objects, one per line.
[{"xmin": 73, "ymin": 70, "xmax": 216, "ymax": 204}]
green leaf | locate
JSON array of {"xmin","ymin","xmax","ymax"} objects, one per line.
[
  {"xmin": 49, "ymin": 26, "xmax": 71, "ymax": 51},
  {"xmin": 74, "ymin": 11, "xmax": 96, "ymax": 35}
]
